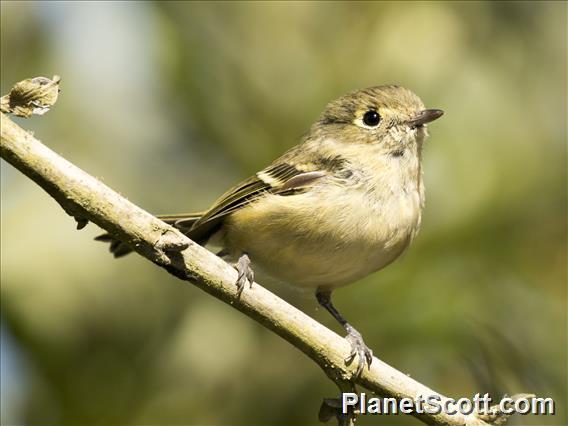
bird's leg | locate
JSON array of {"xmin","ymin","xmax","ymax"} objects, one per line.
[
  {"xmin": 235, "ymin": 253, "xmax": 254, "ymax": 297},
  {"xmin": 316, "ymin": 289, "xmax": 373, "ymax": 377},
  {"xmin": 216, "ymin": 250, "xmax": 255, "ymax": 297}
]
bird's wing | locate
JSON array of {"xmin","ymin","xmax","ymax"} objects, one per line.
[
  {"xmin": 202, "ymin": 163, "xmax": 325, "ymax": 222},
  {"xmin": 180, "ymin": 162, "xmax": 327, "ymax": 243}
]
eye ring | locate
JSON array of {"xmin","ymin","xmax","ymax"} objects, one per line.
[{"xmin": 362, "ymin": 110, "xmax": 381, "ymax": 127}]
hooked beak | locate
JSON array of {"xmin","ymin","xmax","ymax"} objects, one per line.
[{"xmin": 407, "ymin": 109, "xmax": 444, "ymax": 128}]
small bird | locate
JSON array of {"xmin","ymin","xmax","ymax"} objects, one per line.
[{"xmin": 97, "ymin": 85, "xmax": 443, "ymax": 376}]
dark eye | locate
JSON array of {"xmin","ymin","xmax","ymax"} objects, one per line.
[{"xmin": 362, "ymin": 110, "xmax": 381, "ymax": 127}]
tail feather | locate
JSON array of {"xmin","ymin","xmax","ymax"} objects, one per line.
[{"xmin": 95, "ymin": 213, "xmax": 204, "ymax": 258}]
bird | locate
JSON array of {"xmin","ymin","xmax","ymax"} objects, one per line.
[{"xmin": 96, "ymin": 85, "xmax": 444, "ymax": 377}]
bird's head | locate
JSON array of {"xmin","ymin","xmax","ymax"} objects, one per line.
[{"xmin": 314, "ymin": 85, "xmax": 443, "ymax": 152}]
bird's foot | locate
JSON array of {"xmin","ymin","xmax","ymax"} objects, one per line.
[
  {"xmin": 344, "ymin": 324, "xmax": 373, "ymax": 378},
  {"xmin": 235, "ymin": 253, "xmax": 254, "ymax": 297}
]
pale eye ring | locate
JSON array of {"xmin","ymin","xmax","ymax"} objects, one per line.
[{"xmin": 362, "ymin": 110, "xmax": 381, "ymax": 127}]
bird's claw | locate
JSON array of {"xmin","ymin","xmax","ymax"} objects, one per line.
[
  {"xmin": 235, "ymin": 253, "xmax": 254, "ymax": 297},
  {"xmin": 344, "ymin": 325, "xmax": 373, "ymax": 378}
]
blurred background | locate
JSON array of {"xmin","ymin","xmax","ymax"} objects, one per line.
[{"xmin": 1, "ymin": 1, "xmax": 566, "ymax": 425}]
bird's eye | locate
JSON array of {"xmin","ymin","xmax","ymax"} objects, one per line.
[{"xmin": 362, "ymin": 110, "xmax": 381, "ymax": 127}]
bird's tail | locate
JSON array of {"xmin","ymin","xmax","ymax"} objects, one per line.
[{"xmin": 95, "ymin": 213, "xmax": 203, "ymax": 258}]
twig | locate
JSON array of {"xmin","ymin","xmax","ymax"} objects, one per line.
[{"xmin": 0, "ymin": 77, "xmax": 531, "ymax": 426}]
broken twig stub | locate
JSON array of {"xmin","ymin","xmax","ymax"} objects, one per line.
[{"xmin": 1, "ymin": 75, "xmax": 61, "ymax": 117}]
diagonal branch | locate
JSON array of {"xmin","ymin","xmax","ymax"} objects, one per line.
[{"xmin": 0, "ymin": 77, "xmax": 530, "ymax": 426}]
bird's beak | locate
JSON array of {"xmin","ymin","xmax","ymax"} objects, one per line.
[{"xmin": 407, "ymin": 109, "xmax": 444, "ymax": 128}]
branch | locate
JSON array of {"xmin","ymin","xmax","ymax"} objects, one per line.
[{"xmin": 0, "ymin": 77, "xmax": 530, "ymax": 426}]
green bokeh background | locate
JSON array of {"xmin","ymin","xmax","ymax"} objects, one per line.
[{"xmin": 1, "ymin": 1, "xmax": 566, "ymax": 425}]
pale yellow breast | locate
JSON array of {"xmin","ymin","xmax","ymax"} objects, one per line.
[{"xmin": 222, "ymin": 178, "xmax": 422, "ymax": 289}]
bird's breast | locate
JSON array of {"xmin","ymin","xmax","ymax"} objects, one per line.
[{"xmin": 222, "ymin": 177, "xmax": 423, "ymax": 290}]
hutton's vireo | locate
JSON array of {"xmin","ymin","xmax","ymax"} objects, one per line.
[{"xmin": 97, "ymin": 85, "xmax": 444, "ymax": 376}]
